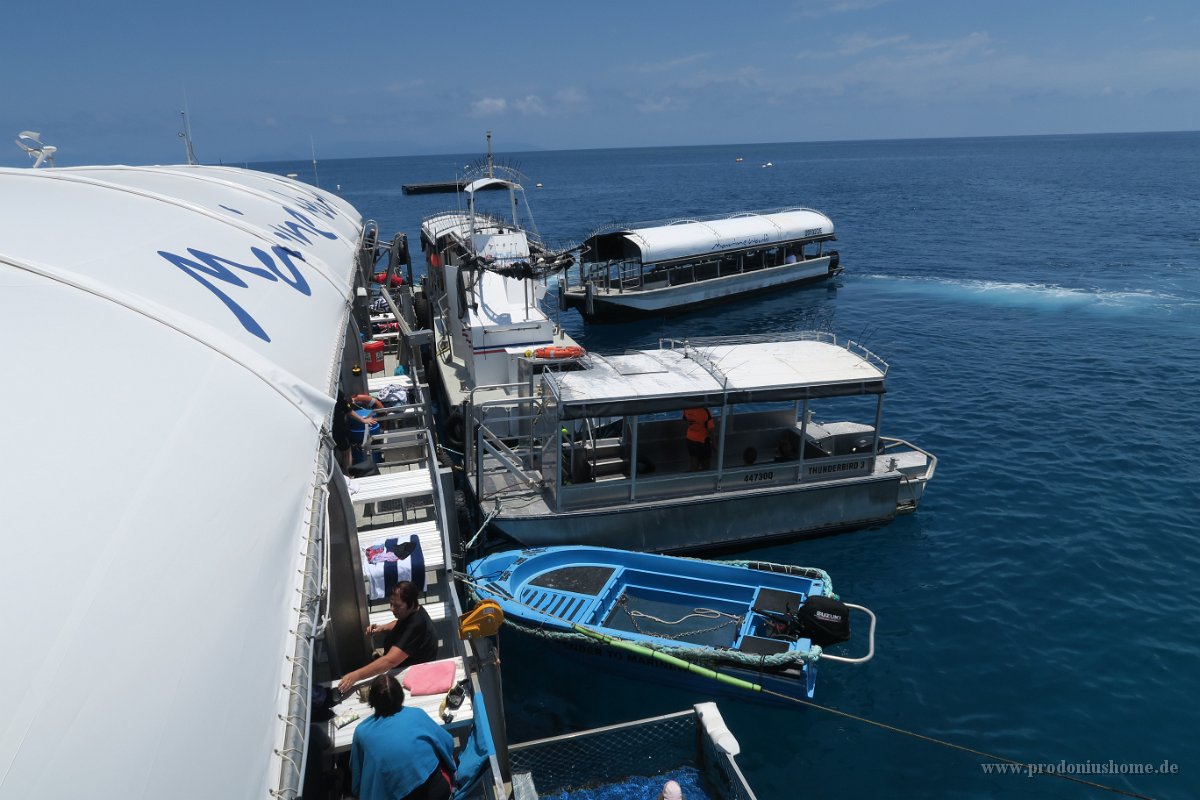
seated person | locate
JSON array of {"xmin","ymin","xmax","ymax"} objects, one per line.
[
  {"xmin": 352, "ymin": 674, "xmax": 456, "ymax": 800},
  {"xmin": 338, "ymin": 581, "xmax": 439, "ymax": 694}
]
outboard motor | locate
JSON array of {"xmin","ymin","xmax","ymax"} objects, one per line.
[
  {"xmin": 792, "ymin": 595, "xmax": 852, "ymax": 647},
  {"xmin": 827, "ymin": 249, "xmax": 841, "ymax": 274}
]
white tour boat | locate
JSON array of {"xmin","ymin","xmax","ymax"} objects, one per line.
[
  {"xmin": 0, "ymin": 162, "xmax": 510, "ymax": 800},
  {"xmin": 464, "ymin": 333, "xmax": 935, "ymax": 553},
  {"xmin": 417, "ymin": 148, "xmax": 581, "ymax": 450},
  {"xmin": 562, "ymin": 208, "xmax": 842, "ymax": 320}
]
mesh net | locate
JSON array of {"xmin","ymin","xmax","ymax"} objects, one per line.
[{"xmin": 509, "ymin": 712, "xmax": 755, "ymax": 800}]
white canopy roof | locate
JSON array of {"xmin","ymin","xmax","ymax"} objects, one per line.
[
  {"xmin": 548, "ymin": 338, "xmax": 886, "ymax": 418},
  {"xmin": 0, "ymin": 165, "xmax": 362, "ymax": 799},
  {"xmin": 463, "ymin": 176, "xmax": 518, "ymax": 194},
  {"xmin": 584, "ymin": 209, "xmax": 834, "ymax": 265}
]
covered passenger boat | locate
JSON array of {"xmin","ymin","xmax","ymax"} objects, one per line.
[
  {"xmin": 0, "ymin": 164, "xmax": 504, "ymax": 800},
  {"xmin": 467, "ymin": 546, "xmax": 875, "ymax": 700},
  {"xmin": 465, "ymin": 333, "xmax": 936, "ymax": 553},
  {"xmin": 563, "ymin": 208, "xmax": 841, "ymax": 320}
]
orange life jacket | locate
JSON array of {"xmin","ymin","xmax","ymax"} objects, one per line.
[{"xmin": 683, "ymin": 408, "xmax": 714, "ymax": 443}]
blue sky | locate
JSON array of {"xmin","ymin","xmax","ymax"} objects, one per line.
[{"xmin": 3, "ymin": 0, "xmax": 1199, "ymax": 165}]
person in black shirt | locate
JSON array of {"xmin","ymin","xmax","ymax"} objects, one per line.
[{"xmin": 338, "ymin": 581, "xmax": 439, "ymax": 694}]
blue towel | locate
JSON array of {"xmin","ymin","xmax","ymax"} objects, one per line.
[{"xmin": 452, "ymin": 691, "xmax": 495, "ymax": 800}]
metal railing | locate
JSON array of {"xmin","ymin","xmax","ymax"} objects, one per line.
[{"xmin": 508, "ymin": 707, "xmax": 756, "ymax": 800}]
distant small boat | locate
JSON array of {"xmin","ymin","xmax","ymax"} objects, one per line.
[
  {"xmin": 467, "ymin": 545, "xmax": 875, "ymax": 699},
  {"xmin": 761, "ymin": 162, "xmax": 773, "ymax": 168},
  {"xmin": 735, "ymin": 157, "xmax": 744, "ymax": 163}
]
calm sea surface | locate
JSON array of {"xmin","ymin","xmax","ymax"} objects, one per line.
[{"xmin": 262, "ymin": 133, "xmax": 1200, "ymax": 799}]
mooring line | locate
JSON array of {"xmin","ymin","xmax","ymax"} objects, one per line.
[{"xmin": 456, "ymin": 571, "xmax": 1155, "ymax": 800}]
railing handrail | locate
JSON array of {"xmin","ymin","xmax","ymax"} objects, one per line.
[{"xmin": 817, "ymin": 603, "xmax": 876, "ymax": 664}]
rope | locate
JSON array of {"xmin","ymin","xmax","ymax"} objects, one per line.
[
  {"xmin": 462, "ymin": 502, "xmax": 503, "ymax": 552},
  {"xmin": 617, "ymin": 595, "xmax": 742, "ymax": 641},
  {"xmin": 761, "ymin": 691, "xmax": 1155, "ymax": 800}
]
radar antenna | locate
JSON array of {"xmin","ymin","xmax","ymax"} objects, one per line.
[{"xmin": 15, "ymin": 131, "xmax": 57, "ymax": 168}]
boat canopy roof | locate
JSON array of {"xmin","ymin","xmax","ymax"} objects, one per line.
[
  {"xmin": 583, "ymin": 209, "xmax": 834, "ymax": 265},
  {"xmin": 546, "ymin": 338, "xmax": 886, "ymax": 419},
  {"xmin": 0, "ymin": 165, "xmax": 361, "ymax": 799},
  {"xmin": 463, "ymin": 176, "xmax": 519, "ymax": 194}
]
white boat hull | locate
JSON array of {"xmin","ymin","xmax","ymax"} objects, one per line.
[{"xmin": 564, "ymin": 257, "xmax": 837, "ymax": 319}]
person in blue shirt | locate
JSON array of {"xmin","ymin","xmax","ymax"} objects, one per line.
[{"xmin": 351, "ymin": 674, "xmax": 457, "ymax": 800}]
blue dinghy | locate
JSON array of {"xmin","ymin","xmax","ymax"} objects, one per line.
[{"xmin": 466, "ymin": 546, "xmax": 875, "ymax": 700}]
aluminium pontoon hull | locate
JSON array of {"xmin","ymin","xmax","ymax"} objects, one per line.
[
  {"xmin": 563, "ymin": 256, "xmax": 839, "ymax": 320},
  {"xmin": 473, "ymin": 469, "xmax": 921, "ymax": 554}
]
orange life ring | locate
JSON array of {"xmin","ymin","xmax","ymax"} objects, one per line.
[
  {"xmin": 533, "ymin": 345, "xmax": 586, "ymax": 359},
  {"xmin": 351, "ymin": 393, "xmax": 383, "ymax": 410}
]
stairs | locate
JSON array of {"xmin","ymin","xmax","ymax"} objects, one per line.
[{"xmin": 586, "ymin": 436, "xmax": 625, "ymax": 481}]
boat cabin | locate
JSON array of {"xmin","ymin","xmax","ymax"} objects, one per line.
[
  {"xmin": 563, "ymin": 209, "xmax": 841, "ymax": 319},
  {"xmin": 536, "ymin": 336, "xmax": 886, "ymax": 506},
  {"xmin": 467, "ymin": 335, "xmax": 935, "ymax": 551}
]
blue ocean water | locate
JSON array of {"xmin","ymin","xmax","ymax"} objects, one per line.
[{"xmin": 264, "ymin": 132, "xmax": 1200, "ymax": 799}]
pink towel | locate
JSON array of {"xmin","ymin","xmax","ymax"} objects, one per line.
[{"xmin": 402, "ymin": 659, "xmax": 457, "ymax": 696}]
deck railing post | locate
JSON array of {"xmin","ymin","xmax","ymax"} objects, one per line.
[
  {"xmin": 629, "ymin": 416, "xmax": 639, "ymax": 501},
  {"xmin": 797, "ymin": 399, "xmax": 809, "ymax": 482}
]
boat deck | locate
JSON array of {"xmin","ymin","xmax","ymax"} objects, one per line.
[{"xmin": 326, "ymin": 365, "xmax": 473, "ymax": 753}]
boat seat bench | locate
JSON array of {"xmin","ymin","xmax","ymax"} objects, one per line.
[
  {"xmin": 347, "ymin": 469, "xmax": 433, "ymax": 505},
  {"xmin": 326, "ymin": 655, "xmax": 471, "ymax": 754}
]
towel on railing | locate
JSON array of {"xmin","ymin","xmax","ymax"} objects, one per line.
[{"xmin": 363, "ymin": 533, "xmax": 425, "ymax": 600}]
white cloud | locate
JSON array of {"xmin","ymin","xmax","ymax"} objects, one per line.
[
  {"xmin": 513, "ymin": 95, "xmax": 547, "ymax": 115},
  {"xmin": 470, "ymin": 97, "xmax": 507, "ymax": 116},
  {"xmin": 636, "ymin": 95, "xmax": 687, "ymax": 113},
  {"xmin": 554, "ymin": 87, "xmax": 587, "ymax": 107},
  {"xmin": 836, "ymin": 33, "xmax": 909, "ymax": 56},
  {"xmin": 630, "ymin": 52, "xmax": 713, "ymax": 73}
]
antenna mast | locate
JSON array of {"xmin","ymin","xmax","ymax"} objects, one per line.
[
  {"xmin": 486, "ymin": 130, "xmax": 493, "ymax": 178},
  {"xmin": 178, "ymin": 111, "xmax": 198, "ymax": 165},
  {"xmin": 310, "ymin": 136, "xmax": 320, "ymax": 188}
]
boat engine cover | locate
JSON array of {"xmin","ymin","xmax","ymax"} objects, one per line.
[{"xmin": 795, "ymin": 596, "xmax": 852, "ymax": 647}]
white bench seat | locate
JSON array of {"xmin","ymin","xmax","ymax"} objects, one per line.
[
  {"xmin": 367, "ymin": 373, "xmax": 413, "ymax": 393},
  {"xmin": 347, "ymin": 469, "xmax": 432, "ymax": 506},
  {"xmin": 327, "ymin": 655, "xmax": 471, "ymax": 753}
]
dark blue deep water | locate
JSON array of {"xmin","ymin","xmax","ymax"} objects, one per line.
[{"xmin": 264, "ymin": 133, "xmax": 1200, "ymax": 799}]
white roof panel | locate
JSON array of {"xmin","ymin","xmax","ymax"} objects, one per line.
[
  {"xmin": 0, "ymin": 165, "xmax": 359, "ymax": 799},
  {"xmin": 607, "ymin": 209, "xmax": 834, "ymax": 264},
  {"xmin": 549, "ymin": 339, "xmax": 885, "ymax": 417}
]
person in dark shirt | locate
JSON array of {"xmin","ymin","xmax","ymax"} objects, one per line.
[
  {"xmin": 332, "ymin": 389, "xmax": 352, "ymax": 473},
  {"xmin": 338, "ymin": 581, "xmax": 439, "ymax": 694}
]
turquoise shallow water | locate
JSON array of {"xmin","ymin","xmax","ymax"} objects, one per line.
[{"xmin": 263, "ymin": 132, "xmax": 1200, "ymax": 799}]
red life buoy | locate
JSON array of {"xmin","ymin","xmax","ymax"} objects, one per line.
[
  {"xmin": 372, "ymin": 272, "xmax": 405, "ymax": 287},
  {"xmin": 533, "ymin": 345, "xmax": 586, "ymax": 359},
  {"xmin": 351, "ymin": 393, "xmax": 383, "ymax": 410}
]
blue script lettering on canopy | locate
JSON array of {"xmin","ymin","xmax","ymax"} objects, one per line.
[
  {"xmin": 710, "ymin": 234, "xmax": 771, "ymax": 252},
  {"xmin": 157, "ymin": 245, "xmax": 312, "ymax": 342},
  {"xmin": 157, "ymin": 201, "xmax": 339, "ymax": 342}
]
